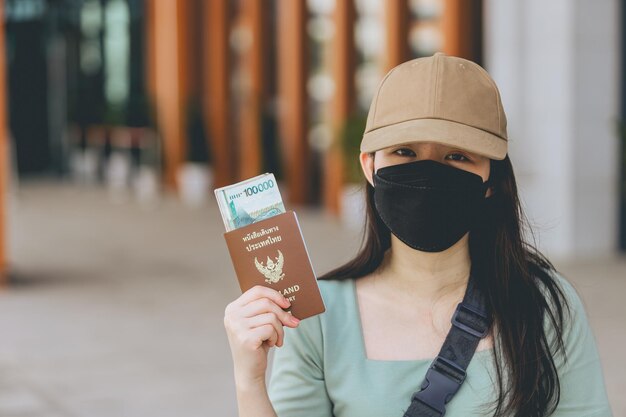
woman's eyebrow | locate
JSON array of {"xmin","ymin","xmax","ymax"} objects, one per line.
[{"xmin": 448, "ymin": 147, "xmax": 477, "ymax": 156}]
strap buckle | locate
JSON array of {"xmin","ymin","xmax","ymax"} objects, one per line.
[
  {"xmin": 411, "ymin": 357, "xmax": 466, "ymax": 415},
  {"xmin": 451, "ymin": 302, "xmax": 489, "ymax": 338}
]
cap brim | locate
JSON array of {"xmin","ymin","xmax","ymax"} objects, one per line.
[{"xmin": 360, "ymin": 118, "xmax": 507, "ymax": 160}]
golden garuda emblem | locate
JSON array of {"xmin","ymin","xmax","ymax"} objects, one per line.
[{"xmin": 254, "ymin": 250, "xmax": 286, "ymax": 284}]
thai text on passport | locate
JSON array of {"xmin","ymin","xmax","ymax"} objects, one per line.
[{"xmin": 242, "ymin": 225, "xmax": 282, "ymax": 252}]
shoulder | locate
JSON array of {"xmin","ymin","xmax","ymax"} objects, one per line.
[
  {"xmin": 536, "ymin": 273, "xmax": 613, "ymax": 415},
  {"xmin": 289, "ymin": 278, "xmax": 354, "ymax": 333},
  {"xmin": 538, "ymin": 268, "xmax": 586, "ymax": 323},
  {"xmin": 274, "ymin": 278, "xmax": 355, "ymax": 365},
  {"xmin": 288, "ymin": 278, "xmax": 357, "ymax": 345},
  {"xmin": 547, "ymin": 269, "xmax": 578, "ymax": 301},
  {"xmin": 316, "ymin": 278, "xmax": 357, "ymax": 324},
  {"xmin": 317, "ymin": 277, "xmax": 354, "ymax": 301},
  {"xmin": 538, "ymin": 268, "xmax": 598, "ymax": 361}
]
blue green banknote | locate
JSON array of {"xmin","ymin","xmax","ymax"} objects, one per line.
[{"xmin": 214, "ymin": 173, "xmax": 286, "ymax": 232}]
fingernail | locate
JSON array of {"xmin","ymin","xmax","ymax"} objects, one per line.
[
  {"xmin": 283, "ymin": 298, "xmax": 291, "ymax": 306},
  {"xmin": 291, "ymin": 317, "xmax": 300, "ymax": 325}
]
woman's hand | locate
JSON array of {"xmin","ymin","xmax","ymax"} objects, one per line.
[{"xmin": 224, "ymin": 285, "xmax": 301, "ymax": 388}]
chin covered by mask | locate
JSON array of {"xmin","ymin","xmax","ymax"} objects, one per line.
[{"xmin": 372, "ymin": 159, "xmax": 493, "ymax": 253}]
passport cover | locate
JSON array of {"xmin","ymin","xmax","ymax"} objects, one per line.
[{"xmin": 223, "ymin": 210, "xmax": 326, "ymax": 320}]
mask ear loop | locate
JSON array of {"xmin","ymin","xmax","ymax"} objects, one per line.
[
  {"xmin": 483, "ymin": 177, "xmax": 496, "ymax": 198},
  {"xmin": 484, "ymin": 159, "xmax": 496, "ymax": 197},
  {"xmin": 369, "ymin": 152, "xmax": 377, "ymax": 186}
]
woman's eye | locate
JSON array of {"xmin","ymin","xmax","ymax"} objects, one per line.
[
  {"xmin": 393, "ymin": 148, "xmax": 415, "ymax": 157},
  {"xmin": 446, "ymin": 153, "xmax": 470, "ymax": 162}
]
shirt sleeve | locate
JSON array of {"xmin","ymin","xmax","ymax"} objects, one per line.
[
  {"xmin": 266, "ymin": 313, "xmax": 334, "ymax": 417},
  {"xmin": 549, "ymin": 274, "xmax": 613, "ymax": 417}
]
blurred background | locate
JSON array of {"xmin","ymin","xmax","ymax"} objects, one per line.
[{"xmin": 0, "ymin": 0, "xmax": 623, "ymax": 416}]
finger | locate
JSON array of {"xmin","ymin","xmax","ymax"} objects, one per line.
[
  {"xmin": 236, "ymin": 285, "xmax": 291, "ymax": 310},
  {"xmin": 248, "ymin": 324, "xmax": 278, "ymax": 349},
  {"xmin": 240, "ymin": 298, "xmax": 300, "ymax": 327},
  {"xmin": 245, "ymin": 312, "xmax": 285, "ymax": 346}
]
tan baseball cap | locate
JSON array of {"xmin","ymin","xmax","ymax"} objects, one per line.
[{"xmin": 360, "ymin": 52, "xmax": 508, "ymax": 160}]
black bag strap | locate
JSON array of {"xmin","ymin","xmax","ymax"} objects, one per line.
[{"xmin": 403, "ymin": 273, "xmax": 491, "ymax": 417}]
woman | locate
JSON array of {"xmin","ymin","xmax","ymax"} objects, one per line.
[{"xmin": 223, "ymin": 53, "xmax": 612, "ymax": 416}]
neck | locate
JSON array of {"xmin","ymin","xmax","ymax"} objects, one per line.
[{"xmin": 377, "ymin": 232, "xmax": 472, "ymax": 302}]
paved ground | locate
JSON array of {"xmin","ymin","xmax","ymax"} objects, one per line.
[{"xmin": 0, "ymin": 181, "xmax": 623, "ymax": 417}]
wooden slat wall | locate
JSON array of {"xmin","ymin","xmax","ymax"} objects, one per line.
[{"xmin": 146, "ymin": 0, "xmax": 483, "ymax": 207}]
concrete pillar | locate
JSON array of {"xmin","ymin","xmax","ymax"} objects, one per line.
[{"xmin": 484, "ymin": 0, "xmax": 621, "ymax": 260}]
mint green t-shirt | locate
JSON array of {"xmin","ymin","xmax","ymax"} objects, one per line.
[{"xmin": 267, "ymin": 272, "xmax": 612, "ymax": 416}]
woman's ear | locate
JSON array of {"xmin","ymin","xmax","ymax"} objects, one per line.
[{"xmin": 359, "ymin": 152, "xmax": 375, "ymax": 186}]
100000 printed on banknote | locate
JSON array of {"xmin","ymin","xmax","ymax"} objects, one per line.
[{"xmin": 214, "ymin": 173, "xmax": 286, "ymax": 232}]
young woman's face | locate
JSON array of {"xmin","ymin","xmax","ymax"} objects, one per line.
[{"xmin": 359, "ymin": 141, "xmax": 493, "ymax": 197}]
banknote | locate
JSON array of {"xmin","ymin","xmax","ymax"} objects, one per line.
[{"xmin": 214, "ymin": 173, "xmax": 286, "ymax": 232}]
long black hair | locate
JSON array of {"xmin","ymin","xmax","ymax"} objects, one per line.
[{"xmin": 318, "ymin": 154, "xmax": 570, "ymax": 417}]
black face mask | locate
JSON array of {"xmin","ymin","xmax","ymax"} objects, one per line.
[{"xmin": 373, "ymin": 159, "xmax": 493, "ymax": 252}]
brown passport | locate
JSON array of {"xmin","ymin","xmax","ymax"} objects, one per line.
[{"xmin": 223, "ymin": 210, "xmax": 326, "ymax": 320}]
